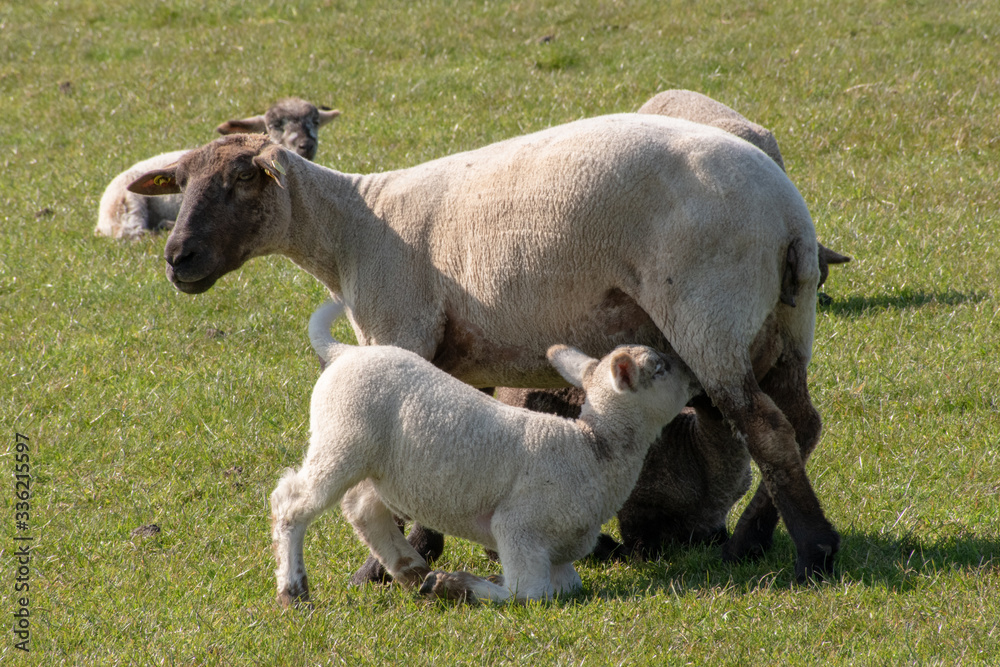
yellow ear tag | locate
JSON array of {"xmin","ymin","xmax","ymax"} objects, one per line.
[
  {"xmin": 270, "ymin": 159, "xmax": 286, "ymax": 175},
  {"xmin": 152, "ymin": 174, "xmax": 173, "ymax": 187},
  {"xmin": 263, "ymin": 167, "xmax": 284, "ymax": 189}
]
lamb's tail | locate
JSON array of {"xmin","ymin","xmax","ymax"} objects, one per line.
[{"xmin": 308, "ymin": 298, "xmax": 351, "ymax": 369}]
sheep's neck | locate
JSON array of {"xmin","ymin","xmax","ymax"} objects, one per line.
[{"xmin": 279, "ymin": 162, "xmax": 388, "ymax": 299}]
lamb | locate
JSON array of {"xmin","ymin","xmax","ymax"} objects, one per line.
[
  {"xmin": 637, "ymin": 89, "xmax": 850, "ymax": 287},
  {"xmin": 94, "ymin": 98, "xmax": 339, "ymax": 239},
  {"xmin": 271, "ymin": 298, "xmax": 699, "ymax": 604},
  {"xmin": 129, "ymin": 113, "xmax": 840, "ymax": 582},
  {"xmin": 493, "ymin": 387, "xmax": 752, "ymax": 560}
]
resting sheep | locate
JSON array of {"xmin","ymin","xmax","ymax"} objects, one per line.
[
  {"xmin": 95, "ymin": 98, "xmax": 339, "ymax": 239},
  {"xmin": 129, "ymin": 113, "xmax": 840, "ymax": 582},
  {"xmin": 271, "ymin": 299, "xmax": 698, "ymax": 605},
  {"xmin": 638, "ymin": 89, "xmax": 850, "ymax": 287}
]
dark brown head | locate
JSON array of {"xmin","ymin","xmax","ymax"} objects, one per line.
[
  {"xmin": 126, "ymin": 134, "xmax": 292, "ymax": 294},
  {"xmin": 216, "ymin": 97, "xmax": 340, "ymax": 161}
]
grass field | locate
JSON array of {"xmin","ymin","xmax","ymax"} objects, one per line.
[{"xmin": 2, "ymin": 0, "xmax": 999, "ymax": 664}]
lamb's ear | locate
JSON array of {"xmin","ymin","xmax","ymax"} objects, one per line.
[
  {"xmin": 252, "ymin": 147, "xmax": 287, "ymax": 189},
  {"xmin": 317, "ymin": 108, "xmax": 341, "ymax": 127},
  {"xmin": 127, "ymin": 165, "xmax": 180, "ymax": 196},
  {"xmin": 609, "ymin": 351, "xmax": 638, "ymax": 393},
  {"xmin": 547, "ymin": 345, "xmax": 598, "ymax": 389},
  {"xmin": 216, "ymin": 115, "xmax": 267, "ymax": 135}
]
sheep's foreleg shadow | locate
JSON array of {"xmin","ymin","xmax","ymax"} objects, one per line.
[{"xmin": 718, "ymin": 353, "xmax": 837, "ymax": 582}]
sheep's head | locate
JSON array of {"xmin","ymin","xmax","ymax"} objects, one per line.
[
  {"xmin": 216, "ymin": 97, "xmax": 340, "ymax": 161},
  {"xmin": 127, "ymin": 134, "xmax": 292, "ymax": 295},
  {"xmin": 547, "ymin": 344, "xmax": 698, "ymax": 429}
]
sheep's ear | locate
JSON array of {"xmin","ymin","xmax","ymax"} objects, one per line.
[
  {"xmin": 216, "ymin": 115, "xmax": 267, "ymax": 135},
  {"xmin": 547, "ymin": 345, "xmax": 597, "ymax": 389},
  {"xmin": 127, "ymin": 165, "xmax": 180, "ymax": 196},
  {"xmin": 609, "ymin": 351, "xmax": 638, "ymax": 393},
  {"xmin": 252, "ymin": 148, "xmax": 287, "ymax": 189},
  {"xmin": 317, "ymin": 108, "xmax": 341, "ymax": 127}
]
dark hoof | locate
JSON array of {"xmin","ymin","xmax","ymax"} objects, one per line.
[
  {"xmin": 349, "ymin": 555, "xmax": 394, "ymax": 587},
  {"xmin": 794, "ymin": 533, "xmax": 840, "ymax": 584},
  {"xmin": 587, "ymin": 533, "xmax": 627, "ymax": 562},
  {"xmin": 720, "ymin": 533, "xmax": 772, "ymax": 563}
]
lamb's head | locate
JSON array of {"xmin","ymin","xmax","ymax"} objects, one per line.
[
  {"xmin": 216, "ymin": 97, "xmax": 340, "ymax": 161},
  {"xmin": 127, "ymin": 134, "xmax": 293, "ymax": 294},
  {"xmin": 546, "ymin": 344, "xmax": 699, "ymax": 432}
]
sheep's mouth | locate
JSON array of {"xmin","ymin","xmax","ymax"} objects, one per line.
[{"xmin": 166, "ymin": 265, "xmax": 219, "ymax": 294}]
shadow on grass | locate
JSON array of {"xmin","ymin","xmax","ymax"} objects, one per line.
[
  {"xmin": 818, "ymin": 288, "xmax": 986, "ymax": 317},
  {"xmin": 581, "ymin": 528, "xmax": 1000, "ymax": 602}
]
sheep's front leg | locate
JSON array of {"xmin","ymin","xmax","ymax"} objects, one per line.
[{"xmin": 341, "ymin": 482, "xmax": 431, "ymax": 588}]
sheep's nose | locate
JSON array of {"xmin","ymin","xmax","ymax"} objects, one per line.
[{"xmin": 164, "ymin": 240, "xmax": 196, "ymax": 269}]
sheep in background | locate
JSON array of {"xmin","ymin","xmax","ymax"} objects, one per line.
[
  {"xmin": 638, "ymin": 89, "xmax": 850, "ymax": 287},
  {"xmin": 129, "ymin": 114, "xmax": 840, "ymax": 583},
  {"xmin": 271, "ymin": 299, "xmax": 699, "ymax": 605},
  {"xmin": 95, "ymin": 98, "xmax": 339, "ymax": 239}
]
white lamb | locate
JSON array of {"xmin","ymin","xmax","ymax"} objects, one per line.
[
  {"xmin": 270, "ymin": 300, "xmax": 698, "ymax": 605},
  {"xmin": 95, "ymin": 98, "xmax": 339, "ymax": 239}
]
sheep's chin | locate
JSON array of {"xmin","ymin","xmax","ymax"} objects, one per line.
[{"xmin": 166, "ymin": 267, "xmax": 219, "ymax": 294}]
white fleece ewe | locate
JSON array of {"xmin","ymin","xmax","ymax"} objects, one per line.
[
  {"xmin": 271, "ymin": 299, "xmax": 698, "ymax": 605},
  {"xmin": 131, "ymin": 113, "xmax": 840, "ymax": 581},
  {"xmin": 95, "ymin": 98, "xmax": 339, "ymax": 239}
]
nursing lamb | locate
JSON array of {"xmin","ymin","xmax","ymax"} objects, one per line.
[
  {"xmin": 129, "ymin": 113, "xmax": 840, "ymax": 582},
  {"xmin": 271, "ymin": 299, "xmax": 698, "ymax": 605}
]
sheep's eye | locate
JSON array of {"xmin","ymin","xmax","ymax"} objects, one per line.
[
  {"xmin": 653, "ymin": 362, "xmax": 668, "ymax": 377},
  {"xmin": 237, "ymin": 170, "xmax": 255, "ymax": 182}
]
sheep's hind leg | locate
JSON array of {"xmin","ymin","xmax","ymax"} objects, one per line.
[
  {"xmin": 711, "ymin": 373, "xmax": 838, "ymax": 582},
  {"xmin": 723, "ymin": 349, "xmax": 828, "ymax": 567},
  {"xmin": 341, "ymin": 482, "xmax": 431, "ymax": 588}
]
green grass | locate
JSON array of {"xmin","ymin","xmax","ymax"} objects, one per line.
[{"xmin": 2, "ymin": 0, "xmax": 999, "ymax": 663}]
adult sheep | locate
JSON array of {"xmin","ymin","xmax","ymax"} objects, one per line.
[
  {"xmin": 95, "ymin": 97, "xmax": 340, "ymax": 239},
  {"xmin": 638, "ymin": 89, "xmax": 851, "ymax": 287},
  {"xmin": 129, "ymin": 113, "xmax": 839, "ymax": 582},
  {"xmin": 490, "ymin": 90, "xmax": 851, "ymax": 562}
]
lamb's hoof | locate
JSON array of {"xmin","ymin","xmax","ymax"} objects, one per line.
[
  {"xmin": 277, "ymin": 581, "xmax": 311, "ymax": 609},
  {"xmin": 395, "ymin": 564, "xmax": 432, "ymax": 589},
  {"xmin": 419, "ymin": 570, "xmax": 474, "ymax": 603}
]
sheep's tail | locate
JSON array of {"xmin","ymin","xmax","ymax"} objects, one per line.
[{"xmin": 308, "ymin": 298, "xmax": 351, "ymax": 368}]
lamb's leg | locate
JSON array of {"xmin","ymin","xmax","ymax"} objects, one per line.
[
  {"xmin": 341, "ymin": 482, "xmax": 431, "ymax": 588},
  {"xmin": 723, "ymin": 348, "xmax": 825, "ymax": 564},
  {"xmin": 420, "ymin": 570, "xmax": 511, "ymax": 603},
  {"xmin": 350, "ymin": 524, "xmax": 444, "ymax": 586},
  {"xmin": 270, "ymin": 466, "xmax": 357, "ymax": 607},
  {"xmin": 710, "ymin": 372, "xmax": 838, "ymax": 582}
]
